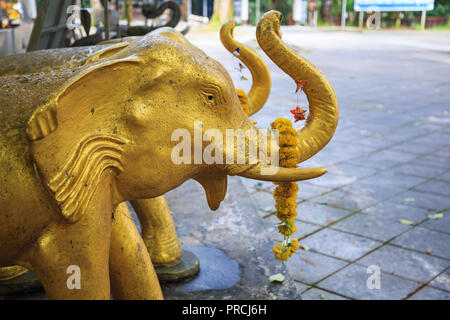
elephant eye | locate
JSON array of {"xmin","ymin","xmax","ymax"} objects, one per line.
[{"xmin": 200, "ymin": 84, "xmax": 225, "ymax": 107}]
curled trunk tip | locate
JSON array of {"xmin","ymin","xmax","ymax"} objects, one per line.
[
  {"xmin": 220, "ymin": 19, "xmax": 271, "ymax": 116},
  {"xmin": 256, "ymin": 11, "xmax": 339, "ymax": 164}
]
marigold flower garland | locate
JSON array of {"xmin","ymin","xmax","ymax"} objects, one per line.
[
  {"xmin": 271, "ymin": 118, "xmax": 301, "ymax": 261},
  {"xmin": 271, "ymin": 79, "xmax": 308, "ymax": 261},
  {"xmin": 236, "ymin": 88, "xmax": 249, "ymax": 116},
  {"xmin": 230, "ymin": 47, "xmax": 306, "ymax": 260}
]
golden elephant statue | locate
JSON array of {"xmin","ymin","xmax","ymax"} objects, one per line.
[
  {"xmin": 0, "ymin": 11, "xmax": 338, "ymax": 299},
  {"xmin": 0, "ymin": 24, "xmax": 272, "ymax": 279}
]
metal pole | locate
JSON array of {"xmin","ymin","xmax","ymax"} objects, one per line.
[
  {"xmin": 125, "ymin": 0, "xmax": 132, "ymax": 27},
  {"xmin": 203, "ymin": 0, "xmax": 207, "ymax": 18},
  {"xmin": 104, "ymin": 0, "xmax": 110, "ymax": 40},
  {"xmin": 255, "ymin": 0, "xmax": 260, "ymax": 22},
  {"xmin": 187, "ymin": 0, "xmax": 192, "ymax": 17},
  {"xmin": 341, "ymin": 0, "xmax": 347, "ymax": 27},
  {"xmin": 293, "ymin": 0, "xmax": 301, "ymax": 25},
  {"xmin": 420, "ymin": 10, "xmax": 426, "ymax": 30},
  {"xmin": 241, "ymin": 0, "xmax": 249, "ymax": 24},
  {"xmin": 116, "ymin": 0, "xmax": 120, "ymax": 38},
  {"xmin": 359, "ymin": 11, "xmax": 364, "ymax": 29}
]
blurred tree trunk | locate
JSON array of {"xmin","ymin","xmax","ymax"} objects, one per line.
[
  {"xmin": 212, "ymin": 0, "xmax": 232, "ymax": 24},
  {"xmin": 321, "ymin": 0, "xmax": 334, "ymax": 24},
  {"xmin": 125, "ymin": 0, "xmax": 132, "ymax": 26}
]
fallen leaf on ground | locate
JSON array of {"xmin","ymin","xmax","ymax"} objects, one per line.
[
  {"xmin": 404, "ymin": 198, "xmax": 415, "ymax": 203},
  {"xmin": 400, "ymin": 219, "xmax": 415, "ymax": 225},
  {"xmin": 269, "ymin": 273, "xmax": 285, "ymax": 283},
  {"xmin": 301, "ymin": 257, "xmax": 317, "ymax": 267},
  {"xmin": 428, "ymin": 213, "xmax": 444, "ymax": 220}
]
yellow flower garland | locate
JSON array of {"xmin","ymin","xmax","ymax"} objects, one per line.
[{"xmin": 271, "ymin": 118, "xmax": 301, "ymax": 261}]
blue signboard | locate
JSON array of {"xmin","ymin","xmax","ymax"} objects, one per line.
[{"xmin": 354, "ymin": 0, "xmax": 435, "ymax": 12}]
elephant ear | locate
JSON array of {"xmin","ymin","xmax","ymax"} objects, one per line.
[
  {"xmin": 27, "ymin": 56, "xmax": 143, "ymax": 223},
  {"xmin": 26, "ymin": 55, "xmax": 142, "ymax": 141},
  {"xmin": 84, "ymin": 42, "xmax": 131, "ymax": 63}
]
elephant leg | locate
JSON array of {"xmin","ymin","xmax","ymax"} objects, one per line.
[
  {"xmin": 109, "ymin": 203, "xmax": 163, "ymax": 300},
  {"xmin": 22, "ymin": 222, "xmax": 112, "ymax": 299},
  {"xmin": 131, "ymin": 197, "xmax": 182, "ymax": 267}
]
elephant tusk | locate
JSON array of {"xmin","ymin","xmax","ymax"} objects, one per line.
[{"xmin": 236, "ymin": 165, "xmax": 327, "ymax": 182}]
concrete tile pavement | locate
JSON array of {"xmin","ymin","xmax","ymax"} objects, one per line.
[{"xmin": 186, "ymin": 27, "xmax": 450, "ymax": 300}]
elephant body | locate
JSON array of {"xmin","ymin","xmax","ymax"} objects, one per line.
[
  {"xmin": 0, "ymin": 27, "xmax": 271, "ymax": 272},
  {"xmin": 0, "ymin": 31, "xmax": 268, "ymax": 299},
  {"xmin": 0, "ymin": 66, "xmax": 164, "ymax": 299},
  {"xmin": 0, "ymin": 74, "xmax": 56, "ymax": 263}
]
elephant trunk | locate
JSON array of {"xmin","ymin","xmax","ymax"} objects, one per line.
[
  {"xmin": 256, "ymin": 11, "xmax": 339, "ymax": 163},
  {"xmin": 199, "ymin": 115, "xmax": 328, "ymax": 209},
  {"xmin": 220, "ymin": 20, "xmax": 271, "ymax": 116}
]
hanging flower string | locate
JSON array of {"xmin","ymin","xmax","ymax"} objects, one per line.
[
  {"xmin": 271, "ymin": 118, "xmax": 301, "ymax": 261},
  {"xmin": 270, "ymin": 80, "xmax": 309, "ymax": 261},
  {"xmin": 295, "ymin": 80, "xmax": 306, "ymax": 94},
  {"xmin": 291, "ymin": 80, "xmax": 307, "ymax": 123},
  {"xmin": 232, "ymin": 47, "xmax": 250, "ymax": 115},
  {"xmin": 233, "ymin": 48, "xmax": 248, "ymax": 81},
  {"xmin": 290, "ymin": 106, "xmax": 306, "ymax": 122}
]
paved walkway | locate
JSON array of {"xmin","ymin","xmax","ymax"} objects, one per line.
[{"xmin": 187, "ymin": 27, "xmax": 450, "ymax": 300}]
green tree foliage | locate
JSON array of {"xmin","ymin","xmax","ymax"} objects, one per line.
[{"xmin": 429, "ymin": 0, "xmax": 450, "ymax": 17}]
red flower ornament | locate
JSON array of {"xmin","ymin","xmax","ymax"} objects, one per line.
[
  {"xmin": 295, "ymin": 80, "xmax": 306, "ymax": 93},
  {"xmin": 290, "ymin": 106, "xmax": 306, "ymax": 122}
]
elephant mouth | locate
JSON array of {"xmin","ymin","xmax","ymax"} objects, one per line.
[
  {"xmin": 195, "ymin": 157, "xmax": 327, "ymax": 211},
  {"xmin": 194, "ymin": 169, "xmax": 228, "ymax": 211}
]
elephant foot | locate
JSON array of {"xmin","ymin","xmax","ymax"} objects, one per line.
[
  {"xmin": 130, "ymin": 197, "xmax": 199, "ymax": 282},
  {"xmin": 0, "ymin": 267, "xmax": 43, "ymax": 297},
  {"xmin": 154, "ymin": 250, "xmax": 200, "ymax": 283},
  {"xmin": 142, "ymin": 231, "xmax": 183, "ymax": 267}
]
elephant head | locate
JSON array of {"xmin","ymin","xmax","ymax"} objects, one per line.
[{"xmin": 26, "ymin": 30, "xmax": 331, "ymax": 222}]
